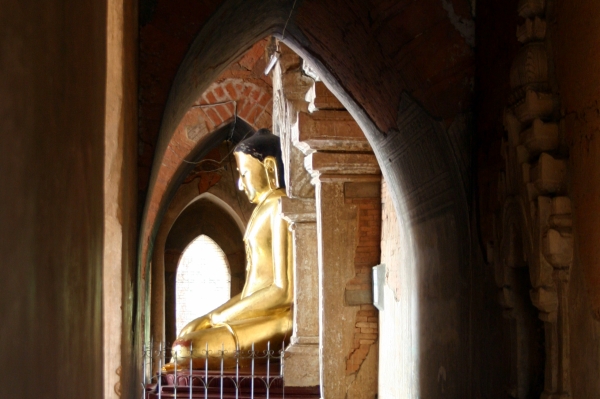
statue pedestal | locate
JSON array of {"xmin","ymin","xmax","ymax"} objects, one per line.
[{"xmin": 145, "ymin": 366, "xmax": 320, "ymax": 399}]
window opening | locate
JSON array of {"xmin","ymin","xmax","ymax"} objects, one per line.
[{"xmin": 176, "ymin": 235, "xmax": 231, "ymax": 334}]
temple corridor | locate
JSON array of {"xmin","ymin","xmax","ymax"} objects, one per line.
[{"xmin": 2, "ymin": 0, "xmax": 600, "ymax": 398}]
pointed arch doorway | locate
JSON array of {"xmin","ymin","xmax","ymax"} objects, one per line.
[{"xmin": 175, "ymin": 234, "xmax": 232, "ymax": 335}]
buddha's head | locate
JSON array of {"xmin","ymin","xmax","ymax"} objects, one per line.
[{"xmin": 234, "ymin": 129, "xmax": 285, "ymax": 204}]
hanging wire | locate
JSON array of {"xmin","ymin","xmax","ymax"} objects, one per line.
[
  {"xmin": 177, "ymin": 100, "xmax": 253, "ymax": 166},
  {"xmin": 165, "ymin": 98, "xmax": 252, "ymax": 222},
  {"xmin": 166, "ymin": 0, "xmax": 297, "ymax": 165},
  {"xmin": 281, "ymin": 0, "xmax": 299, "ymax": 41},
  {"xmin": 265, "ymin": 0, "xmax": 298, "ymax": 75}
]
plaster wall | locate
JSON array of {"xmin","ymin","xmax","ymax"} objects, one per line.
[
  {"xmin": 379, "ymin": 179, "xmax": 417, "ymax": 398},
  {"xmin": 104, "ymin": 0, "xmax": 139, "ymax": 397},
  {"xmin": 0, "ymin": 1, "xmax": 106, "ymax": 398}
]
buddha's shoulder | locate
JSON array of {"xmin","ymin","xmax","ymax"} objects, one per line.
[
  {"xmin": 264, "ymin": 189, "xmax": 286, "ymax": 205},
  {"xmin": 256, "ymin": 189, "xmax": 286, "ymax": 214}
]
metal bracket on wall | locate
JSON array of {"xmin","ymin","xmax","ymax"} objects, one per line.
[{"xmin": 372, "ymin": 264, "xmax": 386, "ymax": 311}]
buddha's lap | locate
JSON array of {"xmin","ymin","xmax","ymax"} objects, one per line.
[{"xmin": 177, "ymin": 312, "xmax": 292, "ymax": 354}]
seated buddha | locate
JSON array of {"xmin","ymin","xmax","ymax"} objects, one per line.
[{"xmin": 163, "ymin": 129, "xmax": 293, "ymax": 371}]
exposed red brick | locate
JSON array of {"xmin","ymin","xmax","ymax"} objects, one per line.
[
  {"xmin": 214, "ymin": 104, "xmax": 232, "ymax": 121},
  {"xmin": 139, "ymin": 39, "xmax": 275, "ymax": 272},
  {"xmin": 234, "ymin": 82, "xmax": 243, "ymax": 95},
  {"xmin": 258, "ymin": 92, "xmax": 271, "ymax": 107},
  {"xmin": 204, "ymin": 107, "xmax": 222, "ymax": 127},
  {"xmin": 239, "ymin": 41, "xmax": 265, "ymax": 70},
  {"xmin": 242, "ymin": 85, "xmax": 253, "ymax": 97},
  {"xmin": 213, "ymin": 86, "xmax": 226, "ymax": 100},
  {"xmin": 204, "ymin": 91, "xmax": 217, "ymax": 104},
  {"xmin": 245, "ymin": 104, "xmax": 262, "ymax": 125},
  {"xmin": 225, "ymin": 82, "xmax": 237, "ymax": 99},
  {"xmin": 239, "ymin": 99, "xmax": 255, "ymax": 120}
]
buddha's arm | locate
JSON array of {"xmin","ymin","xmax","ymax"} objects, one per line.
[
  {"xmin": 178, "ymin": 293, "xmax": 244, "ymax": 336},
  {"xmin": 209, "ymin": 205, "xmax": 291, "ymax": 325}
]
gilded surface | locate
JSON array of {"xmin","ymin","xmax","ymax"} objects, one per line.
[{"xmin": 164, "ymin": 151, "xmax": 293, "ymax": 370}]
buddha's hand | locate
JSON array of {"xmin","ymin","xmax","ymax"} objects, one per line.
[
  {"xmin": 209, "ymin": 311, "xmax": 225, "ymax": 325},
  {"xmin": 178, "ymin": 314, "xmax": 212, "ymax": 336}
]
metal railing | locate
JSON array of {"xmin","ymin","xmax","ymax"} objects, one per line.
[{"xmin": 142, "ymin": 341, "xmax": 285, "ymax": 399}]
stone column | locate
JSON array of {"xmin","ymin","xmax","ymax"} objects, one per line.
[
  {"xmin": 273, "ymin": 42, "xmax": 380, "ymax": 396},
  {"xmin": 305, "ymin": 152, "xmax": 380, "ymax": 399},
  {"xmin": 273, "ymin": 43, "xmax": 322, "ymax": 387},
  {"xmin": 280, "ymin": 197, "xmax": 320, "ymax": 387}
]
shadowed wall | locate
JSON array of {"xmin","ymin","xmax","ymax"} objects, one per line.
[{"xmin": 0, "ymin": 1, "xmax": 107, "ymax": 398}]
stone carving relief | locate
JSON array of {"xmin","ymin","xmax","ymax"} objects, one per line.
[
  {"xmin": 491, "ymin": 0, "xmax": 573, "ymax": 398},
  {"xmin": 272, "ymin": 43, "xmax": 315, "ymax": 199}
]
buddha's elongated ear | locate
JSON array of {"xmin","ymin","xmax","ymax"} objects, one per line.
[{"xmin": 263, "ymin": 156, "xmax": 279, "ymax": 190}]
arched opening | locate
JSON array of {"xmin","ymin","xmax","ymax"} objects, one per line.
[
  {"xmin": 138, "ymin": 2, "xmax": 477, "ymax": 397},
  {"xmin": 175, "ymin": 235, "xmax": 231, "ymax": 334},
  {"xmin": 162, "ymin": 191, "xmax": 248, "ymax": 346},
  {"xmin": 147, "ymin": 114, "xmax": 258, "ymax": 352},
  {"xmin": 141, "ymin": 27, "xmax": 470, "ymax": 398},
  {"xmin": 10, "ymin": 2, "xmax": 600, "ymax": 399}
]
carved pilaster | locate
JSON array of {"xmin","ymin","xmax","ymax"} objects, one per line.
[
  {"xmin": 306, "ymin": 164, "xmax": 380, "ymax": 399},
  {"xmin": 492, "ymin": 0, "xmax": 572, "ymax": 397},
  {"xmin": 275, "ymin": 44, "xmax": 380, "ymax": 396},
  {"xmin": 272, "ymin": 42, "xmax": 320, "ymax": 387},
  {"xmin": 272, "ymin": 42, "xmax": 315, "ymax": 199},
  {"xmin": 279, "ymin": 197, "xmax": 320, "ymax": 387}
]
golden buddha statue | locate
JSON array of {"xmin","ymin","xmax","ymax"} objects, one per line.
[{"xmin": 163, "ymin": 129, "xmax": 293, "ymax": 371}]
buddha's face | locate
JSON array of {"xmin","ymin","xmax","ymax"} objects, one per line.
[{"xmin": 234, "ymin": 151, "xmax": 271, "ymax": 204}]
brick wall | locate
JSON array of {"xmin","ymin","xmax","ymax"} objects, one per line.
[
  {"xmin": 196, "ymin": 79, "xmax": 272, "ymax": 131},
  {"xmin": 141, "ymin": 39, "xmax": 273, "ymax": 274},
  {"xmin": 344, "ymin": 194, "xmax": 381, "ymax": 375}
]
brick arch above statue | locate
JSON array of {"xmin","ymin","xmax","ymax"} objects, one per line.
[
  {"xmin": 154, "ymin": 140, "xmax": 255, "ymax": 251},
  {"xmin": 145, "ymin": 115, "xmax": 258, "ymax": 274},
  {"xmin": 139, "ymin": 0, "xmax": 476, "ymax": 396},
  {"xmin": 141, "ymin": 38, "xmax": 273, "ymax": 276},
  {"xmin": 149, "ymin": 137, "xmax": 255, "ymax": 349},
  {"xmin": 163, "ymin": 195, "xmax": 247, "ymax": 346},
  {"xmin": 139, "ymin": 0, "xmax": 475, "ymax": 271}
]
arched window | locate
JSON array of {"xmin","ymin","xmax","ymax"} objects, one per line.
[{"xmin": 176, "ymin": 235, "xmax": 231, "ymax": 334}]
